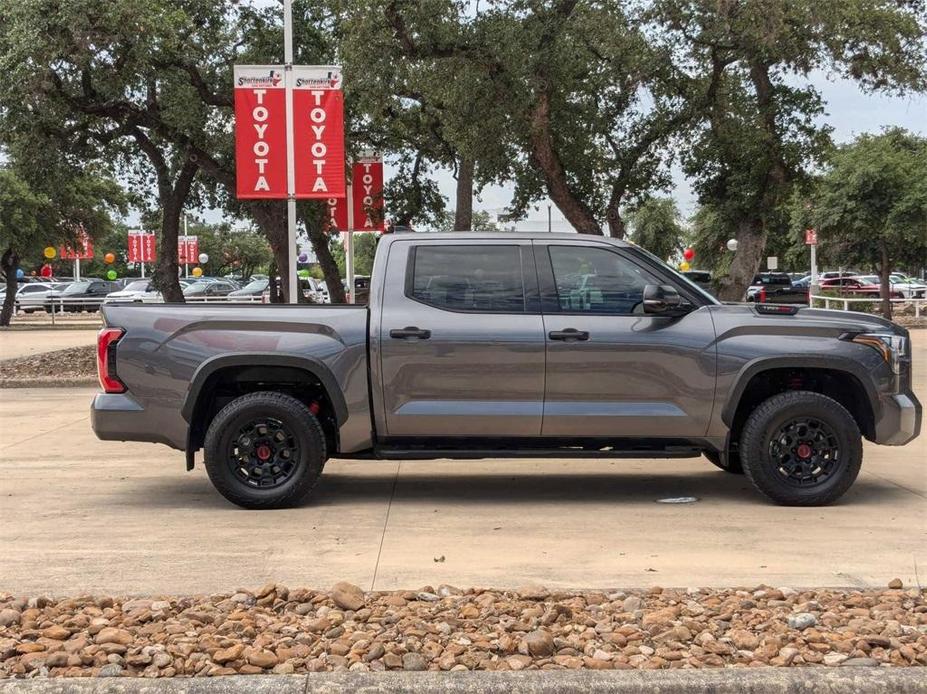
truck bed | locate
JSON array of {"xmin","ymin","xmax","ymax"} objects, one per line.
[{"xmin": 98, "ymin": 302, "xmax": 372, "ymax": 453}]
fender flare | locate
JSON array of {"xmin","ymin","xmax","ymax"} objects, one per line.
[
  {"xmin": 181, "ymin": 352, "xmax": 349, "ymax": 426},
  {"xmin": 720, "ymin": 354, "xmax": 880, "ymax": 427}
]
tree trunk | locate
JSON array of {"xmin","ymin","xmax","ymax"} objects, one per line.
[
  {"xmin": 154, "ymin": 196, "xmax": 185, "ymax": 302},
  {"xmin": 0, "ymin": 248, "xmax": 19, "ymax": 327},
  {"xmin": 307, "ymin": 225, "xmax": 346, "ymax": 304},
  {"xmin": 453, "ymin": 157, "xmax": 474, "ymax": 231},
  {"xmin": 529, "ymin": 90, "xmax": 602, "ymax": 235},
  {"xmin": 716, "ymin": 220, "xmax": 766, "ymax": 302},
  {"xmin": 879, "ymin": 245, "xmax": 893, "ymax": 320}
]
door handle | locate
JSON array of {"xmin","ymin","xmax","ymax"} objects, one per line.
[
  {"xmin": 548, "ymin": 328, "xmax": 590, "ymax": 341},
  {"xmin": 389, "ymin": 326, "xmax": 432, "ymax": 339}
]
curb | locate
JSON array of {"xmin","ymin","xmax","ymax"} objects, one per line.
[
  {"xmin": 0, "ymin": 378, "xmax": 97, "ymax": 389},
  {"xmin": 1, "ymin": 669, "xmax": 925, "ymax": 693}
]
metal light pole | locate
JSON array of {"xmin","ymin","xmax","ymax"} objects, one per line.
[
  {"xmin": 547, "ymin": 204, "xmax": 552, "ymax": 233},
  {"xmin": 283, "ymin": 0, "xmax": 298, "ymax": 304}
]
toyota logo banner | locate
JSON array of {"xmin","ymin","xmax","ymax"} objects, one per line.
[{"xmin": 233, "ymin": 66, "xmax": 288, "ymax": 198}]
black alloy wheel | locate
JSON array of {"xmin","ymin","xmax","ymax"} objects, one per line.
[{"xmin": 740, "ymin": 390, "xmax": 862, "ymax": 506}]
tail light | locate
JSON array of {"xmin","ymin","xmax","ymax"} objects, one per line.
[
  {"xmin": 758, "ymin": 287, "xmax": 767, "ymax": 303},
  {"xmin": 97, "ymin": 327, "xmax": 126, "ymax": 393}
]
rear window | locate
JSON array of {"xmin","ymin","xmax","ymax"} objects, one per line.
[{"xmin": 409, "ymin": 245, "xmax": 525, "ymax": 312}]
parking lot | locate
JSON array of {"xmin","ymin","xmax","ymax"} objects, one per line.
[{"xmin": 0, "ymin": 334, "xmax": 923, "ymax": 597}]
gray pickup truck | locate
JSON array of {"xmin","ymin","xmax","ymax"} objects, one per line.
[{"xmin": 92, "ymin": 232, "xmax": 921, "ymax": 509}]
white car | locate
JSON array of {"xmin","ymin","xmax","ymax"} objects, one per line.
[
  {"xmin": 889, "ymin": 273, "xmax": 927, "ymax": 299},
  {"xmin": 13, "ymin": 282, "xmax": 58, "ymax": 313},
  {"xmin": 857, "ymin": 275, "xmax": 926, "ymax": 300},
  {"xmin": 104, "ymin": 280, "xmax": 163, "ymax": 303}
]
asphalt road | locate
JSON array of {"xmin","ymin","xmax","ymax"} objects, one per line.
[{"xmin": 0, "ymin": 335, "xmax": 923, "ymax": 596}]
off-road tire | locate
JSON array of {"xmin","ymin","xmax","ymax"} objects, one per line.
[
  {"xmin": 204, "ymin": 391, "xmax": 327, "ymax": 509},
  {"xmin": 740, "ymin": 391, "xmax": 862, "ymax": 506},
  {"xmin": 705, "ymin": 449, "xmax": 743, "ymax": 474}
]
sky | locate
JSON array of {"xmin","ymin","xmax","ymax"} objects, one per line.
[{"xmin": 410, "ymin": 73, "xmax": 927, "ymax": 233}]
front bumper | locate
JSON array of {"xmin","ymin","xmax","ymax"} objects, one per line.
[{"xmin": 873, "ymin": 390, "xmax": 922, "ymax": 446}]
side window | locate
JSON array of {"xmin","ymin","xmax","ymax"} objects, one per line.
[
  {"xmin": 547, "ymin": 246, "xmax": 661, "ymax": 314},
  {"xmin": 409, "ymin": 245, "xmax": 525, "ymax": 312}
]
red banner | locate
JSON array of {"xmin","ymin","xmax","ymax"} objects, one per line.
[
  {"xmin": 234, "ymin": 66, "xmax": 288, "ymax": 199},
  {"xmin": 178, "ymin": 236, "xmax": 199, "ymax": 264},
  {"xmin": 325, "ymin": 196, "xmax": 349, "ymax": 232},
  {"xmin": 60, "ymin": 232, "xmax": 94, "ymax": 260},
  {"xmin": 352, "ymin": 156, "xmax": 384, "ymax": 232},
  {"xmin": 128, "ymin": 231, "xmax": 156, "ymax": 263},
  {"xmin": 293, "ymin": 66, "xmax": 345, "ymax": 199},
  {"xmin": 805, "ymin": 228, "xmax": 817, "ymax": 246}
]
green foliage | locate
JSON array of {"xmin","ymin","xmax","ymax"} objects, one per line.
[
  {"xmin": 809, "ymin": 129, "xmax": 927, "ymax": 276},
  {"xmin": 628, "ymin": 198, "xmax": 684, "ymax": 262}
]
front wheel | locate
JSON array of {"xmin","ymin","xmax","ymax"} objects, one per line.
[
  {"xmin": 203, "ymin": 391, "xmax": 327, "ymax": 509},
  {"xmin": 740, "ymin": 391, "xmax": 862, "ymax": 506}
]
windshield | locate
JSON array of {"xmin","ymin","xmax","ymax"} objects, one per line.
[
  {"xmin": 183, "ymin": 283, "xmax": 206, "ymax": 295},
  {"xmin": 63, "ymin": 281, "xmax": 93, "ymax": 294},
  {"xmin": 124, "ymin": 281, "xmax": 149, "ymax": 292},
  {"xmin": 625, "ymin": 245, "xmax": 720, "ymax": 305},
  {"xmin": 241, "ymin": 279, "xmax": 268, "ymax": 292}
]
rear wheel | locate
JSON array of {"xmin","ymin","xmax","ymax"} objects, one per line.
[
  {"xmin": 740, "ymin": 391, "xmax": 862, "ymax": 506},
  {"xmin": 203, "ymin": 391, "xmax": 327, "ymax": 509}
]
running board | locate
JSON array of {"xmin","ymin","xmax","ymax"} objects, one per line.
[{"xmin": 373, "ymin": 446, "xmax": 703, "ymax": 461}]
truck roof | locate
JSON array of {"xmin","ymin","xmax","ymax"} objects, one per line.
[{"xmin": 382, "ymin": 231, "xmax": 633, "ymax": 245}]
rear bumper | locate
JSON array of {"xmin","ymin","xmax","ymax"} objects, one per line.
[
  {"xmin": 873, "ymin": 390, "xmax": 922, "ymax": 446},
  {"xmin": 91, "ymin": 392, "xmax": 181, "ymax": 448}
]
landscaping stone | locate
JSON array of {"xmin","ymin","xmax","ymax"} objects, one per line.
[{"xmin": 0, "ymin": 585, "xmax": 923, "ymax": 677}]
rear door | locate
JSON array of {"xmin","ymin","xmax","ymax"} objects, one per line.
[
  {"xmin": 537, "ymin": 240, "xmax": 717, "ymax": 438},
  {"xmin": 378, "ymin": 239, "xmax": 545, "ymax": 438}
]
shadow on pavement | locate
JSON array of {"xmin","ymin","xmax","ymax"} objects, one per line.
[{"xmin": 113, "ymin": 465, "xmax": 907, "ymax": 509}]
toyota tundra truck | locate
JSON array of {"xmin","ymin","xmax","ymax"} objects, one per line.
[{"xmin": 92, "ymin": 232, "xmax": 921, "ymax": 508}]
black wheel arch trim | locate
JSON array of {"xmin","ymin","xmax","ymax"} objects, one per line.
[
  {"xmin": 721, "ymin": 355, "xmax": 880, "ymax": 427},
  {"xmin": 181, "ymin": 352, "xmax": 349, "ymax": 427}
]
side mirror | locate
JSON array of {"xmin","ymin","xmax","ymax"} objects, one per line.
[{"xmin": 643, "ymin": 284, "xmax": 683, "ymax": 314}]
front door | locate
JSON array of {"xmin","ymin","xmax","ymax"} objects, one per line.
[
  {"xmin": 378, "ymin": 239, "xmax": 546, "ymax": 438},
  {"xmin": 537, "ymin": 241, "xmax": 717, "ymax": 438}
]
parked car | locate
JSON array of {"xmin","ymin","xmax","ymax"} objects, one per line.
[
  {"xmin": 228, "ymin": 278, "xmax": 269, "ymax": 299},
  {"xmin": 14, "ymin": 282, "xmax": 57, "ymax": 313},
  {"xmin": 46, "ymin": 279, "xmax": 117, "ymax": 312},
  {"xmin": 681, "ymin": 270, "xmax": 713, "ymax": 295},
  {"xmin": 819, "ymin": 277, "xmax": 904, "ymax": 299},
  {"xmin": 92, "ymin": 232, "xmax": 921, "ymax": 510},
  {"xmin": 105, "ymin": 280, "xmax": 163, "ymax": 304},
  {"xmin": 888, "ymin": 274, "xmax": 927, "ymax": 299},
  {"xmin": 183, "ymin": 279, "xmax": 238, "ymax": 300},
  {"xmin": 746, "ymin": 273, "xmax": 808, "ymax": 304}
]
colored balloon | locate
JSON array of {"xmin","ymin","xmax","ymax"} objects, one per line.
[
  {"xmin": 16, "ymin": 268, "xmax": 24, "ymax": 279},
  {"xmin": 726, "ymin": 239, "xmax": 739, "ymax": 252},
  {"xmin": 198, "ymin": 253, "xmax": 209, "ymax": 265},
  {"xmin": 298, "ymin": 252, "xmax": 309, "ymax": 263},
  {"xmin": 192, "ymin": 267, "xmax": 203, "ymax": 277},
  {"xmin": 679, "ymin": 261, "xmax": 691, "ymax": 272},
  {"xmin": 683, "ymin": 247, "xmax": 695, "ymax": 261},
  {"xmin": 106, "ymin": 269, "xmax": 118, "ymax": 280},
  {"xmin": 104, "ymin": 252, "xmax": 116, "ymax": 264},
  {"xmin": 43, "ymin": 246, "xmax": 56, "ymax": 259}
]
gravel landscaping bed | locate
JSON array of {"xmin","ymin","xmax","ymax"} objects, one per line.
[
  {"xmin": 0, "ymin": 346, "xmax": 96, "ymax": 387},
  {"xmin": 1, "ymin": 582, "xmax": 924, "ymax": 678}
]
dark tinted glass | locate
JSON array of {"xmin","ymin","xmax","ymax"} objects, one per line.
[
  {"xmin": 548, "ymin": 246, "xmax": 660, "ymax": 314},
  {"xmin": 411, "ymin": 245, "xmax": 525, "ymax": 312}
]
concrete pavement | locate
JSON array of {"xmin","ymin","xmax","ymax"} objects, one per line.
[
  {"xmin": 0, "ymin": 328, "xmax": 98, "ymax": 360},
  {"xmin": 2, "ymin": 670, "xmax": 925, "ymax": 693},
  {"xmin": 0, "ymin": 337, "xmax": 923, "ymax": 595}
]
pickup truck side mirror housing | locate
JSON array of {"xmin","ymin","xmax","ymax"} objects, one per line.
[{"xmin": 643, "ymin": 284, "xmax": 683, "ymax": 314}]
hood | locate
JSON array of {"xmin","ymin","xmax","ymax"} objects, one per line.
[{"xmin": 709, "ymin": 303, "xmax": 906, "ymax": 337}]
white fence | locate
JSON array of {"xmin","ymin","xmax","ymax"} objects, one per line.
[
  {"xmin": 809, "ymin": 294, "xmax": 925, "ymax": 318},
  {"xmin": 13, "ymin": 294, "xmax": 267, "ymax": 325}
]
